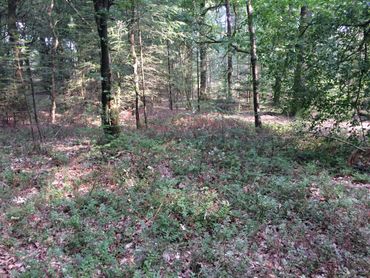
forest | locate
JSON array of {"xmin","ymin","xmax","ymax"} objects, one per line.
[{"xmin": 0, "ymin": 0, "xmax": 369, "ymax": 276}]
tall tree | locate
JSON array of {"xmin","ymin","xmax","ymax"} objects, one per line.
[
  {"xmin": 225, "ymin": 0, "xmax": 233, "ymax": 98},
  {"xmin": 246, "ymin": 0, "xmax": 261, "ymax": 128},
  {"xmin": 7, "ymin": 0, "xmax": 23, "ymax": 89},
  {"xmin": 48, "ymin": 0, "xmax": 58, "ymax": 124},
  {"xmin": 25, "ymin": 56, "xmax": 43, "ymax": 143},
  {"xmin": 167, "ymin": 40, "xmax": 173, "ymax": 110},
  {"xmin": 129, "ymin": 1, "xmax": 141, "ymax": 129},
  {"xmin": 137, "ymin": 15, "xmax": 148, "ymax": 127},
  {"xmin": 291, "ymin": 5, "xmax": 309, "ymax": 116},
  {"xmin": 7, "ymin": 0, "xmax": 36, "ymax": 142},
  {"xmin": 196, "ymin": 47, "xmax": 201, "ymax": 111},
  {"xmin": 199, "ymin": 0, "xmax": 208, "ymax": 100},
  {"xmin": 93, "ymin": 0, "xmax": 120, "ymax": 135}
]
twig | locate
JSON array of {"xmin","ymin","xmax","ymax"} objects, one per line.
[
  {"xmin": 53, "ymin": 126, "xmax": 63, "ymax": 139},
  {"xmin": 145, "ymin": 202, "xmax": 163, "ymax": 225}
]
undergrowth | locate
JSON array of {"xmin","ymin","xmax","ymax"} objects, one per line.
[{"xmin": 0, "ymin": 114, "xmax": 369, "ymax": 277}]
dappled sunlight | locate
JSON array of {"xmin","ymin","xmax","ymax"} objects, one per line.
[
  {"xmin": 1, "ymin": 0, "xmax": 368, "ymax": 274},
  {"xmin": 227, "ymin": 112, "xmax": 293, "ymax": 126},
  {"xmin": 172, "ymin": 112, "xmax": 243, "ymax": 131},
  {"xmin": 1, "ymin": 110, "xmax": 369, "ymax": 276}
]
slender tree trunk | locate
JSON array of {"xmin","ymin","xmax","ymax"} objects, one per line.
[
  {"xmin": 199, "ymin": 46, "xmax": 207, "ymax": 100},
  {"xmin": 93, "ymin": 0, "xmax": 120, "ymax": 135},
  {"xmin": 49, "ymin": 39, "xmax": 58, "ymax": 124},
  {"xmin": 167, "ymin": 40, "xmax": 173, "ymax": 111},
  {"xmin": 137, "ymin": 17, "xmax": 147, "ymax": 128},
  {"xmin": 196, "ymin": 47, "xmax": 200, "ymax": 112},
  {"xmin": 81, "ymin": 71, "xmax": 86, "ymax": 98},
  {"xmin": 8, "ymin": 0, "xmax": 36, "ymax": 142},
  {"xmin": 246, "ymin": 0, "xmax": 262, "ymax": 128},
  {"xmin": 225, "ymin": 0, "xmax": 233, "ymax": 98},
  {"xmin": 273, "ymin": 75, "xmax": 282, "ymax": 105},
  {"xmin": 207, "ymin": 54, "xmax": 211, "ymax": 95},
  {"xmin": 235, "ymin": 53, "xmax": 239, "ymax": 82},
  {"xmin": 233, "ymin": 3, "xmax": 240, "ymax": 106},
  {"xmin": 23, "ymin": 90, "xmax": 35, "ymax": 142},
  {"xmin": 25, "ymin": 57, "xmax": 43, "ymax": 143},
  {"xmin": 39, "ymin": 37, "xmax": 50, "ymax": 93},
  {"xmin": 179, "ymin": 43, "xmax": 191, "ymax": 110},
  {"xmin": 129, "ymin": 2, "xmax": 141, "ymax": 129},
  {"xmin": 273, "ymin": 52, "xmax": 289, "ymax": 106},
  {"xmin": 8, "ymin": 0, "xmax": 21, "ymax": 82},
  {"xmin": 199, "ymin": 0, "xmax": 207, "ymax": 100},
  {"xmin": 8, "ymin": 1, "xmax": 23, "ymax": 106},
  {"xmin": 185, "ymin": 42, "xmax": 193, "ymax": 110},
  {"xmin": 48, "ymin": 0, "xmax": 58, "ymax": 124},
  {"xmin": 291, "ymin": 6, "xmax": 308, "ymax": 115}
]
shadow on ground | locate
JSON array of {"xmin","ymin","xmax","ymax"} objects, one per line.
[{"xmin": 0, "ymin": 109, "xmax": 369, "ymax": 277}]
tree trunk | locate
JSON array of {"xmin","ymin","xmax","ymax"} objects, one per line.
[
  {"xmin": 291, "ymin": 6, "xmax": 308, "ymax": 115},
  {"xmin": 273, "ymin": 75, "xmax": 282, "ymax": 105},
  {"xmin": 8, "ymin": 0, "xmax": 21, "ymax": 83},
  {"xmin": 39, "ymin": 37, "xmax": 50, "ymax": 93},
  {"xmin": 48, "ymin": 0, "xmax": 59, "ymax": 124},
  {"xmin": 196, "ymin": 47, "xmax": 201, "ymax": 112},
  {"xmin": 246, "ymin": 0, "xmax": 262, "ymax": 128},
  {"xmin": 199, "ymin": 45, "xmax": 207, "ymax": 100},
  {"xmin": 137, "ymin": 16, "xmax": 148, "ymax": 128},
  {"xmin": 185, "ymin": 42, "xmax": 193, "ymax": 110},
  {"xmin": 129, "ymin": 2, "xmax": 141, "ymax": 129},
  {"xmin": 273, "ymin": 52, "xmax": 289, "ymax": 106},
  {"xmin": 25, "ymin": 57, "xmax": 43, "ymax": 143},
  {"xmin": 8, "ymin": 0, "xmax": 36, "ymax": 142},
  {"xmin": 199, "ymin": 0, "xmax": 207, "ymax": 100},
  {"xmin": 93, "ymin": 0, "xmax": 120, "ymax": 135},
  {"xmin": 166, "ymin": 40, "xmax": 173, "ymax": 111},
  {"xmin": 225, "ymin": 0, "xmax": 233, "ymax": 98}
]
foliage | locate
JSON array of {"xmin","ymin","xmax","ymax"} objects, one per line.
[
  {"xmin": 0, "ymin": 0, "xmax": 369, "ymax": 276},
  {"xmin": 1, "ymin": 112, "xmax": 369, "ymax": 276}
]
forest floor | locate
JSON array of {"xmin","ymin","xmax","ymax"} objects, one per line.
[{"xmin": 0, "ymin": 104, "xmax": 369, "ymax": 277}]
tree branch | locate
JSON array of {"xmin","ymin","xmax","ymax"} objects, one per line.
[{"xmin": 201, "ymin": 2, "xmax": 224, "ymax": 16}]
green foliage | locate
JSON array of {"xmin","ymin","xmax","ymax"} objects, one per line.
[
  {"xmin": 0, "ymin": 0, "xmax": 369, "ymax": 274},
  {"xmin": 0, "ymin": 119, "xmax": 368, "ymax": 276}
]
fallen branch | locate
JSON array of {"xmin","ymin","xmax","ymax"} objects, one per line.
[{"xmin": 311, "ymin": 131, "xmax": 367, "ymax": 152}]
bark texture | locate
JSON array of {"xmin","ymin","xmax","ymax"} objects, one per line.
[
  {"xmin": 225, "ymin": 0, "xmax": 233, "ymax": 98},
  {"xmin": 167, "ymin": 40, "xmax": 173, "ymax": 111},
  {"xmin": 291, "ymin": 6, "xmax": 308, "ymax": 115},
  {"xmin": 129, "ymin": 2, "xmax": 141, "ymax": 129},
  {"xmin": 48, "ymin": 0, "xmax": 58, "ymax": 123},
  {"xmin": 93, "ymin": 0, "xmax": 120, "ymax": 135},
  {"xmin": 246, "ymin": 0, "xmax": 262, "ymax": 128},
  {"xmin": 137, "ymin": 16, "xmax": 148, "ymax": 127},
  {"xmin": 199, "ymin": 0, "xmax": 207, "ymax": 100}
]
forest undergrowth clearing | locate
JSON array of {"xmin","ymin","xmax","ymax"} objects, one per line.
[{"xmin": 0, "ymin": 107, "xmax": 369, "ymax": 277}]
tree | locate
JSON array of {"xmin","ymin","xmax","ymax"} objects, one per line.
[
  {"xmin": 7, "ymin": 0, "xmax": 38, "ymax": 143},
  {"xmin": 166, "ymin": 39, "xmax": 173, "ymax": 111},
  {"xmin": 225, "ymin": 0, "xmax": 233, "ymax": 98},
  {"xmin": 129, "ymin": 1, "xmax": 141, "ymax": 129},
  {"xmin": 246, "ymin": 0, "xmax": 261, "ymax": 128},
  {"xmin": 137, "ymin": 13, "xmax": 148, "ymax": 127},
  {"xmin": 199, "ymin": 0, "xmax": 208, "ymax": 101},
  {"xmin": 93, "ymin": 0, "xmax": 120, "ymax": 135},
  {"xmin": 48, "ymin": 0, "xmax": 59, "ymax": 123},
  {"xmin": 290, "ymin": 5, "xmax": 309, "ymax": 116},
  {"xmin": 0, "ymin": 0, "xmax": 367, "ymax": 139}
]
